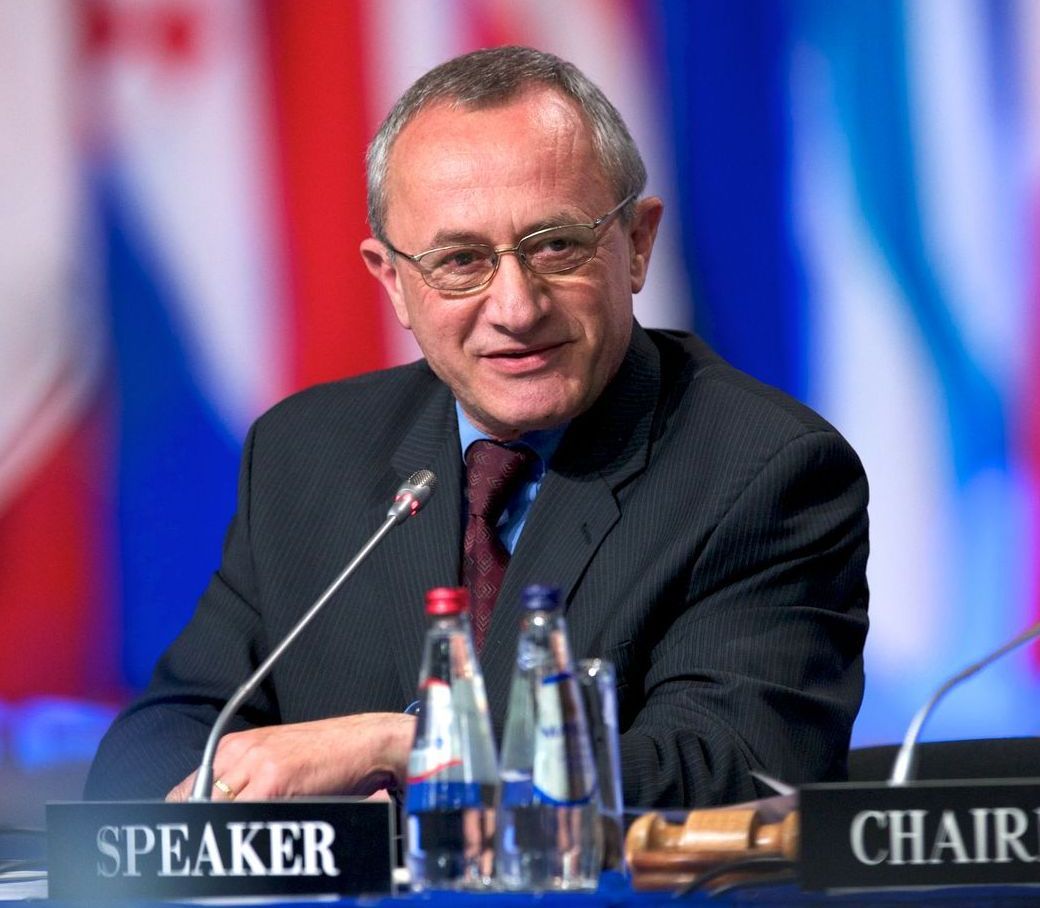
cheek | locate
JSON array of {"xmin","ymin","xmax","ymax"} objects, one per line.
[
  {"xmin": 406, "ymin": 300, "xmax": 475, "ymax": 365},
  {"xmin": 579, "ymin": 287, "xmax": 633, "ymax": 379},
  {"xmin": 569, "ymin": 275, "xmax": 631, "ymax": 344},
  {"xmin": 402, "ymin": 284, "xmax": 443, "ymax": 335}
]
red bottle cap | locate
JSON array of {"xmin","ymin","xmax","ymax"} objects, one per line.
[{"xmin": 425, "ymin": 586, "xmax": 469, "ymax": 616}]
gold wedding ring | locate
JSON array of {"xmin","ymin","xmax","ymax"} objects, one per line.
[{"xmin": 213, "ymin": 778, "xmax": 237, "ymax": 800}]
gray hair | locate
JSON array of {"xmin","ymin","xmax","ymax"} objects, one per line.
[{"xmin": 366, "ymin": 45, "xmax": 647, "ymax": 242}]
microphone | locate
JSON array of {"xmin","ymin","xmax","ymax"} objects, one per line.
[
  {"xmin": 889, "ymin": 620, "xmax": 1040, "ymax": 786},
  {"xmin": 386, "ymin": 468, "xmax": 437, "ymax": 524},
  {"xmin": 189, "ymin": 469, "xmax": 438, "ymax": 801}
]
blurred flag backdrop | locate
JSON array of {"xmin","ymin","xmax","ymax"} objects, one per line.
[{"xmin": 2, "ymin": 0, "xmax": 1038, "ymax": 765}]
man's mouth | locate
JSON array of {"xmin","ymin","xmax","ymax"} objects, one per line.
[{"xmin": 483, "ymin": 342, "xmax": 567, "ymax": 371}]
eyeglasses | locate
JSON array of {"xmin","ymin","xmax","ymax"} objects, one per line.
[{"xmin": 385, "ymin": 194, "xmax": 635, "ymax": 293}]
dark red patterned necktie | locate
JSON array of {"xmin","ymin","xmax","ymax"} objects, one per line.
[{"xmin": 462, "ymin": 440, "xmax": 536, "ymax": 650}]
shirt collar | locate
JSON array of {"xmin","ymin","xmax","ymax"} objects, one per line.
[{"xmin": 455, "ymin": 402, "xmax": 567, "ymax": 470}]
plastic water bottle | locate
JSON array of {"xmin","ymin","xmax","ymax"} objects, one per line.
[
  {"xmin": 405, "ymin": 587, "xmax": 498, "ymax": 890},
  {"xmin": 496, "ymin": 585, "xmax": 603, "ymax": 890}
]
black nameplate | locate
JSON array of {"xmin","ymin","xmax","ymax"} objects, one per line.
[
  {"xmin": 47, "ymin": 799, "xmax": 394, "ymax": 899},
  {"xmin": 800, "ymin": 780, "xmax": 1040, "ymax": 891}
]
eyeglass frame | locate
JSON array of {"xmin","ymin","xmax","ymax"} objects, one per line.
[{"xmin": 382, "ymin": 193, "xmax": 637, "ymax": 293}]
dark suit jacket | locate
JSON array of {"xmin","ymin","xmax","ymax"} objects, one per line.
[{"xmin": 86, "ymin": 325, "xmax": 869, "ymax": 807}]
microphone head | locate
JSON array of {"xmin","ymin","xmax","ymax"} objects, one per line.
[{"xmin": 387, "ymin": 469, "xmax": 438, "ymax": 524}]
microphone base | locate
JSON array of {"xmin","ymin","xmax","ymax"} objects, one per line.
[
  {"xmin": 47, "ymin": 798, "xmax": 396, "ymax": 899},
  {"xmin": 800, "ymin": 779, "xmax": 1040, "ymax": 891}
]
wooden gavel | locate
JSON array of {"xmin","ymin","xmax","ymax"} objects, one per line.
[{"xmin": 625, "ymin": 805, "xmax": 799, "ymax": 890}]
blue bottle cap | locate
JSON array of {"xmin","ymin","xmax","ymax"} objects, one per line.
[{"xmin": 521, "ymin": 584, "xmax": 561, "ymax": 611}]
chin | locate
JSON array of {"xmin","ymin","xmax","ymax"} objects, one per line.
[
  {"xmin": 470, "ymin": 382, "xmax": 587, "ymax": 437},
  {"xmin": 501, "ymin": 405, "xmax": 580, "ymax": 436}
]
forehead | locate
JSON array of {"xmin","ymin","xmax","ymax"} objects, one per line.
[{"xmin": 384, "ymin": 88, "xmax": 613, "ymax": 229}]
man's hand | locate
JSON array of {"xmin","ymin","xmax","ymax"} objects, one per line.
[{"xmin": 166, "ymin": 712, "xmax": 416, "ymax": 802}]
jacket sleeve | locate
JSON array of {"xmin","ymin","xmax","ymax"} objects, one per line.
[
  {"xmin": 618, "ymin": 428, "xmax": 869, "ymax": 808},
  {"xmin": 84, "ymin": 425, "xmax": 277, "ymax": 800}
]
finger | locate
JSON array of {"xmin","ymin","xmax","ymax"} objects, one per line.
[
  {"xmin": 209, "ymin": 736, "xmax": 256, "ymax": 800},
  {"xmin": 212, "ymin": 777, "xmax": 238, "ymax": 801},
  {"xmin": 210, "ymin": 764, "xmax": 251, "ymax": 801},
  {"xmin": 228, "ymin": 760, "xmax": 291, "ymax": 801},
  {"xmin": 166, "ymin": 773, "xmax": 195, "ymax": 803}
]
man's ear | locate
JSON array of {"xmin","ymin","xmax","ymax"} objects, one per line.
[
  {"xmin": 627, "ymin": 196, "xmax": 664, "ymax": 293},
  {"xmin": 360, "ymin": 237, "xmax": 411, "ymax": 329}
]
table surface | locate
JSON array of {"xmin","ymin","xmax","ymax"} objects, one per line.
[{"xmin": 6, "ymin": 871, "xmax": 1040, "ymax": 906}]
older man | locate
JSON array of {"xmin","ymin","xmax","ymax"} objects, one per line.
[{"xmin": 86, "ymin": 46, "xmax": 868, "ymax": 809}]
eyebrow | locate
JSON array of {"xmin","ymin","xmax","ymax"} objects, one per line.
[
  {"xmin": 425, "ymin": 210, "xmax": 590, "ymax": 249},
  {"xmin": 427, "ymin": 229, "xmax": 490, "ymax": 247}
]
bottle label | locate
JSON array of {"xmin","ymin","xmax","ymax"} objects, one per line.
[
  {"xmin": 531, "ymin": 671, "xmax": 597, "ymax": 806},
  {"xmin": 406, "ymin": 678, "xmax": 486, "ymax": 811},
  {"xmin": 500, "ymin": 770, "xmax": 535, "ymax": 808},
  {"xmin": 408, "ymin": 678, "xmax": 459, "ymax": 774}
]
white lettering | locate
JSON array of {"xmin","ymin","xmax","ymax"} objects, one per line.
[
  {"xmin": 93, "ymin": 816, "xmax": 347, "ymax": 881},
  {"xmin": 888, "ymin": 810, "xmax": 927, "ymax": 865},
  {"xmin": 268, "ymin": 822, "xmax": 302, "ymax": 876},
  {"xmin": 850, "ymin": 811, "xmax": 888, "ymax": 865},
  {"xmin": 157, "ymin": 824, "xmax": 191, "ymax": 877},
  {"xmin": 301, "ymin": 821, "xmax": 340, "ymax": 876},
  {"xmin": 928, "ymin": 811, "xmax": 970, "ymax": 864},
  {"xmin": 124, "ymin": 825, "xmax": 156, "ymax": 877},
  {"xmin": 972, "ymin": 809, "xmax": 991, "ymax": 863},
  {"xmin": 228, "ymin": 821, "xmax": 267, "ymax": 876},
  {"xmin": 192, "ymin": 822, "xmax": 227, "ymax": 877},
  {"xmin": 96, "ymin": 826, "xmax": 121, "ymax": 878},
  {"xmin": 993, "ymin": 808, "xmax": 1035, "ymax": 863}
]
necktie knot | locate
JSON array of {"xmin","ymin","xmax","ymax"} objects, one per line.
[{"xmin": 464, "ymin": 440, "xmax": 536, "ymax": 523}]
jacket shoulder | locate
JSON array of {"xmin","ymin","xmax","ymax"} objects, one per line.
[
  {"xmin": 648, "ymin": 329, "xmax": 848, "ymax": 442},
  {"xmin": 643, "ymin": 330, "xmax": 864, "ymax": 488},
  {"xmin": 241, "ymin": 360, "xmax": 450, "ymax": 475},
  {"xmin": 251, "ymin": 359, "xmax": 437, "ymax": 432}
]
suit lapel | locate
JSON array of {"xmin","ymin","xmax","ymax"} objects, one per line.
[
  {"xmin": 481, "ymin": 324, "xmax": 662, "ymax": 721},
  {"xmin": 373, "ymin": 384, "xmax": 463, "ymax": 701}
]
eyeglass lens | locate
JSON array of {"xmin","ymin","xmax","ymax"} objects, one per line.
[{"xmin": 420, "ymin": 224, "xmax": 599, "ymax": 291}]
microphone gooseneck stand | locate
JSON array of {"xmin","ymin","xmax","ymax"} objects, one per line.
[{"xmin": 189, "ymin": 470, "xmax": 437, "ymax": 802}]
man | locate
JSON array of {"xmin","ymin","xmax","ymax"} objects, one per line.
[{"xmin": 86, "ymin": 46, "xmax": 868, "ymax": 808}]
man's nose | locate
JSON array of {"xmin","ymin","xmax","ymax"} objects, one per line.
[{"xmin": 483, "ymin": 252, "xmax": 546, "ymax": 331}]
